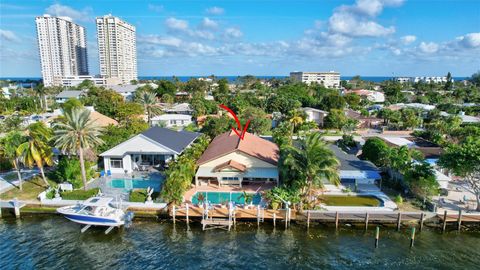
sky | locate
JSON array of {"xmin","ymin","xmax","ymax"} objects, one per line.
[{"xmin": 0, "ymin": 0, "xmax": 479, "ymax": 77}]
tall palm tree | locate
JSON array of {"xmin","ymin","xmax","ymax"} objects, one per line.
[
  {"xmin": 17, "ymin": 122, "xmax": 53, "ymax": 187},
  {"xmin": 33, "ymin": 84, "xmax": 48, "ymax": 111},
  {"xmin": 0, "ymin": 132, "xmax": 27, "ymax": 190},
  {"xmin": 136, "ymin": 90, "xmax": 162, "ymax": 126},
  {"xmin": 283, "ymin": 132, "xmax": 340, "ymax": 207},
  {"xmin": 53, "ymin": 108, "xmax": 104, "ymax": 190}
]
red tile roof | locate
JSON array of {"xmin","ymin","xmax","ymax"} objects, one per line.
[
  {"xmin": 213, "ymin": 160, "xmax": 247, "ymax": 172},
  {"xmin": 197, "ymin": 131, "xmax": 279, "ymax": 166}
]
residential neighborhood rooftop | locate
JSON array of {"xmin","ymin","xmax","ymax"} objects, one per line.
[{"xmin": 197, "ymin": 131, "xmax": 279, "ymax": 165}]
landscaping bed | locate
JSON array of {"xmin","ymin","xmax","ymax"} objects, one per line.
[
  {"xmin": 60, "ymin": 188, "xmax": 100, "ymax": 200},
  {"xmin": 129, "ymin": 188, "xmax": 160, "ymax": 203}
]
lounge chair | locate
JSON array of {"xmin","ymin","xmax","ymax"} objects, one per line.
[{"xmin": 107, "ymin": 170, "xmax": 112, "ymax": 177}]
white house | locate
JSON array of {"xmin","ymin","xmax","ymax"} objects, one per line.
[
  {"xmin": 164, "ymin": 103, "xmax": 194, "ymax": 115},
  {"xmin": 106, "ymin": 85, "xmax": 138, "ymax": 101},
  {"xmin": 55, "ymin": 90, "xmax": 85, "ymax": 103},
  {"xmin": 151, "ymin": 114, "xmax": 193, "ymax": 128},
  {"xmin": 300, "ymin": 107, "xmax": 328, "ymax": 126},
  {"xmin": 100, "ymin": 127, "xmax": 200, "ymax": 174}
]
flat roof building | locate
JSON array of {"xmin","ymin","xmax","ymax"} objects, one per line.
[{"xmin": 290, "ymin": 71, "xmax": 340, "ymax": 88}]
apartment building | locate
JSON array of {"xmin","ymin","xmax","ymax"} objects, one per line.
[
  {"xmin": 290, "ymin": 71, "xmax": 341, "ymax": 88},
  {"xmin": 35, "ymin": 15, "xmax": 88, "ymax": 87},
  {"xmin": 96, "ymin": 15, "xmax": 137, "ymax": 84}
]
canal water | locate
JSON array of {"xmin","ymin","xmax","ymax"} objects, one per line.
[{"xmin": 1, "ymin": 215, "xmax": 479, "ymax": 270}]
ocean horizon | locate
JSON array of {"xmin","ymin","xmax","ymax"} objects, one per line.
[{"xmin": 0, "ymin": 75, "xmax": 470, "ymax": 83}]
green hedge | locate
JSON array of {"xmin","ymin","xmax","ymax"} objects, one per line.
[
  {"xmin": 61, "ymin": 188, "xmax": 100, "ymax": 200},
  {"xmin": 129, "ymin": 189, "xmax": 160, "ymax": 202}
]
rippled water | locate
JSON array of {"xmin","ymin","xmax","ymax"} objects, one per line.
[{"xmin": 1, "ymin": 215, "xmax": 479, "ymax": 270}]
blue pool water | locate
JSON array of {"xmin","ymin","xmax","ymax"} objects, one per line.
[
  {"xmin": 191, "ymin": 191, "xmax": 262, "ymax": 205},
  {"xmin": 109, "ymin": 178, "xmax": 161, "ymax": 191}
]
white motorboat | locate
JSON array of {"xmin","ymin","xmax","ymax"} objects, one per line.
[{"xmin": 57, "ymin": 197, "xmax": 134, "ymax": 234}]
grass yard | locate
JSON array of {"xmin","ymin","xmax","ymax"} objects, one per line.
[
  {"xmin": 0, "ymin": 177, "xmax": 55, "ymax": 201},
  {"xmin": 319, "ymin": 195, "xmax": 382, "ymax": 207}
]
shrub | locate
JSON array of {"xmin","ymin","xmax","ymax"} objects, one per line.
[
  {"xmin": 49, "ymin": 157, "xmax": 95, "ymax": 189},
  {"xmin": 394, "ymin": 194, "xmax": 403, "ymax": 205},
  {"xmin": 264, "ymin": 186, "xmax": 301, "ymax": 209},
  {"xmin": 60, "ymin": 188, "xmax": 100, "ymax": 200},
  {"xmin": 0, "ymin": 158, "xmax": 13, "ymax": 171},
  {"xmin": 129, "ymin": 189, "xmax": 160, "ymax": 202}
]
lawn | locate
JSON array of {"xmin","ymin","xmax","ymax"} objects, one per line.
[
  {"xmin": 0, "ymin": 177, "xmax": 54, "ymax": 201},
  {"xmin": 319, "ymin": 195, "xmax": 381, "ymax": 207}
]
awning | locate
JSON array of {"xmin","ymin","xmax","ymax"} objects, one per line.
[{"xmin": 196, "ymin": 166, "xmax": 279, "ymax": 179}]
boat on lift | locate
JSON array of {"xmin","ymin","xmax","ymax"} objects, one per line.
[{"xmin": 57, "ymin": 197, "xmax": 134, "ymax": 234}]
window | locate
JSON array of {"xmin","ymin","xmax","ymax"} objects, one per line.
[
  {"xmin": 222, "ymin": 177, "xmax": 239, "ymax": 181},
  {"xmin": 110, "ymin": 158, "xmax": 123, "ymax": 168}
]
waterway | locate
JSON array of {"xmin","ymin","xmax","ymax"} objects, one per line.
[{"xmin": 1, "ymin": 215, "xmax": 479, "ymax": 269}]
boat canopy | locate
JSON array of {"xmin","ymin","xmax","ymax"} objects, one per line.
[{"xmin": 83, "ymin": 197, "xmax": 114, "ymax": 207}]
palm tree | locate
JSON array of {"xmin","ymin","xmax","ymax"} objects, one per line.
[
  {"xmin": 288, "ymin": 109, "xmax": 305, "ymax": 133},
  {"xmin": 17, "ymin": 122, "xmax": 53, "ymax": 187},
  {"xmin": 53, "ymin": 108, "xmax": 104, "ymax": 190},
  {"xmin": 0, "ymin": 132, "xmax": 27, "ymax": 190},
  {"xmin": 283, "ymin": 132, "xmax": 340, "ymax": 207},
  {"xmin": 33, "ymin": 84, "xmax": 48, "ymax": 111},
  {"xmin": 136, "ymin": 90, "xmax": 162, "ymax": 126}
]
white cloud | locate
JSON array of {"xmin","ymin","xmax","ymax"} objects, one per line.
[
  {"xmin": 418, "ymin": 42, "xmax": 439, "ymax": 54},
  {"xmin": 0, "ymin": 29, "xmax": 19, "ymax": 42},
  {"xmin": 224, "ymin": 27, "xmax": 243, "ymax": 38},
  {"xmin": 327, "ymin": 0, "xmax": 400, "ymax": 37},
  {"xmin": 148, "ymin": 4, "xmax": 164, "ymax": 12},
  {"xmin": 139, "ymin": 35, "xmax": 182, "ymax": 47},
  {"xmin": 200, "ymin": 18, "xmax": 218, "ymax": 29},
  {"xmin": 456, "ymin": 33, "xmax": 480, "ymax": 48},
  {"xmin": 206, "ymin": 6, "xmax": 224, "ymax": 15},
  {"xmin": 165, "ymin": 17, "xmax": 189, "ymax": 31},
  {"xmin": 45, "ymin": 4, "xmax": 92, "ymax": 22},
  {"xmin": 329, "ymin": 12, "xmax": 395, "ymax": 37},
  {"xmin": 401, "ymin": 35, "xmax": 416, "ymax": 45}
]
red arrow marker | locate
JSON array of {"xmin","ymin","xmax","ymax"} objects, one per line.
[{"xmin": 219, "ymin": 104, "xmax": 250, "ymax": 140}]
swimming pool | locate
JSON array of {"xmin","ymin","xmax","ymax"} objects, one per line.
[
  {"xmin": 191, "ymin": 191, "xmax": 262, "ymax": 205},
  {"xmin": 109, "ymin": 178, "xmax": 162, "ymax": 191}
]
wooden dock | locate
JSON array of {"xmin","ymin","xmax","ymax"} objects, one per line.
[
  {"xmin": 438, "ymin": 210, "xmax": 480, "ymax": 232},
  {"xmin": 170, "ymin": 204, "xmax": 433, "ymax": 231},
  {"xmin": 0, "ymin": 200, "xmax": 26, "ymax": 218}
]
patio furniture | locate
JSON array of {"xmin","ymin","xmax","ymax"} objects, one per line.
[
  {"xmin": 107, "ymin": 170, "xmax": 112, "ymax": 177},
  {"xmin": 100, "ymin": 171, "xmax": 105, "ymax": 177}
]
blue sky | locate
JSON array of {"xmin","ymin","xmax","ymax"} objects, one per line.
[{"xmin": 0, "ymin": 0, "xmax": 479, "ymax": 77}]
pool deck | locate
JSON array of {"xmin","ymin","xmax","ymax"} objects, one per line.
[
  {"xmin": 87, "ymin": 172, "xmax": 165, "ymax": 201},
  {"xmin": 184, "ymin": 182, "xmax": 276, "ymax": 204}
]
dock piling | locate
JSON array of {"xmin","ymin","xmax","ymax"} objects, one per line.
[
  {"xmin": 442, "ymin": 210, "xmax": 448, "ymax": 233},
  {"xmin": 186, "ymin": 204, "xmax": 189, "ymax": 224},
  {"xmin": 375, "ymin": 226, "xmax": 380, "ymax": 248},
  {"xmin": 172, "ymin": 205, "xmax": 176, "ymax": 224},
  {"xmin": 397, "ymin": 213, "xmax": 402, "ymax": 231},
  {"xmin": 307, "ymin": 211, "xmax": 310, "ymax": 228},
  {"xmin": 419, "ymin": 212, "xmax": 425, "ymax": 231},
  {"xmin": 335, "ymin": 212, "xmax": 339, "ymax": 230},
  {"xmin": 273, "ymin": 213, "xmax": 276, "ymax": 227},
  {"xmin": 457, "ymin": 209, "xmax": 463, "ymax": 232},
  {"xmin": 410, "ymin": 227, "xmax": 416, "ymax": 247},
  {"xmin": 365, "ymin": 212, "xmax": 369, "ymax": 231}
]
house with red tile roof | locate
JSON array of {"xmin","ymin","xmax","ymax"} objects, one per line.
[{"xmin": 195, "ymin": 131, "xmax": 279, "ymax": 187}]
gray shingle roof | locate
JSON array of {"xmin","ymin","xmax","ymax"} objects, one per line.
[
  {"xmin": 56, "ymin": 90, "xmax": 84, "ymax": 99},
  {"xmin": 329, "ymin": 144, "xmax": 379, "ymax": 172},
  {"xmin": 142, "ymin": 127, "xmax": 201, "ymax": 153}
]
